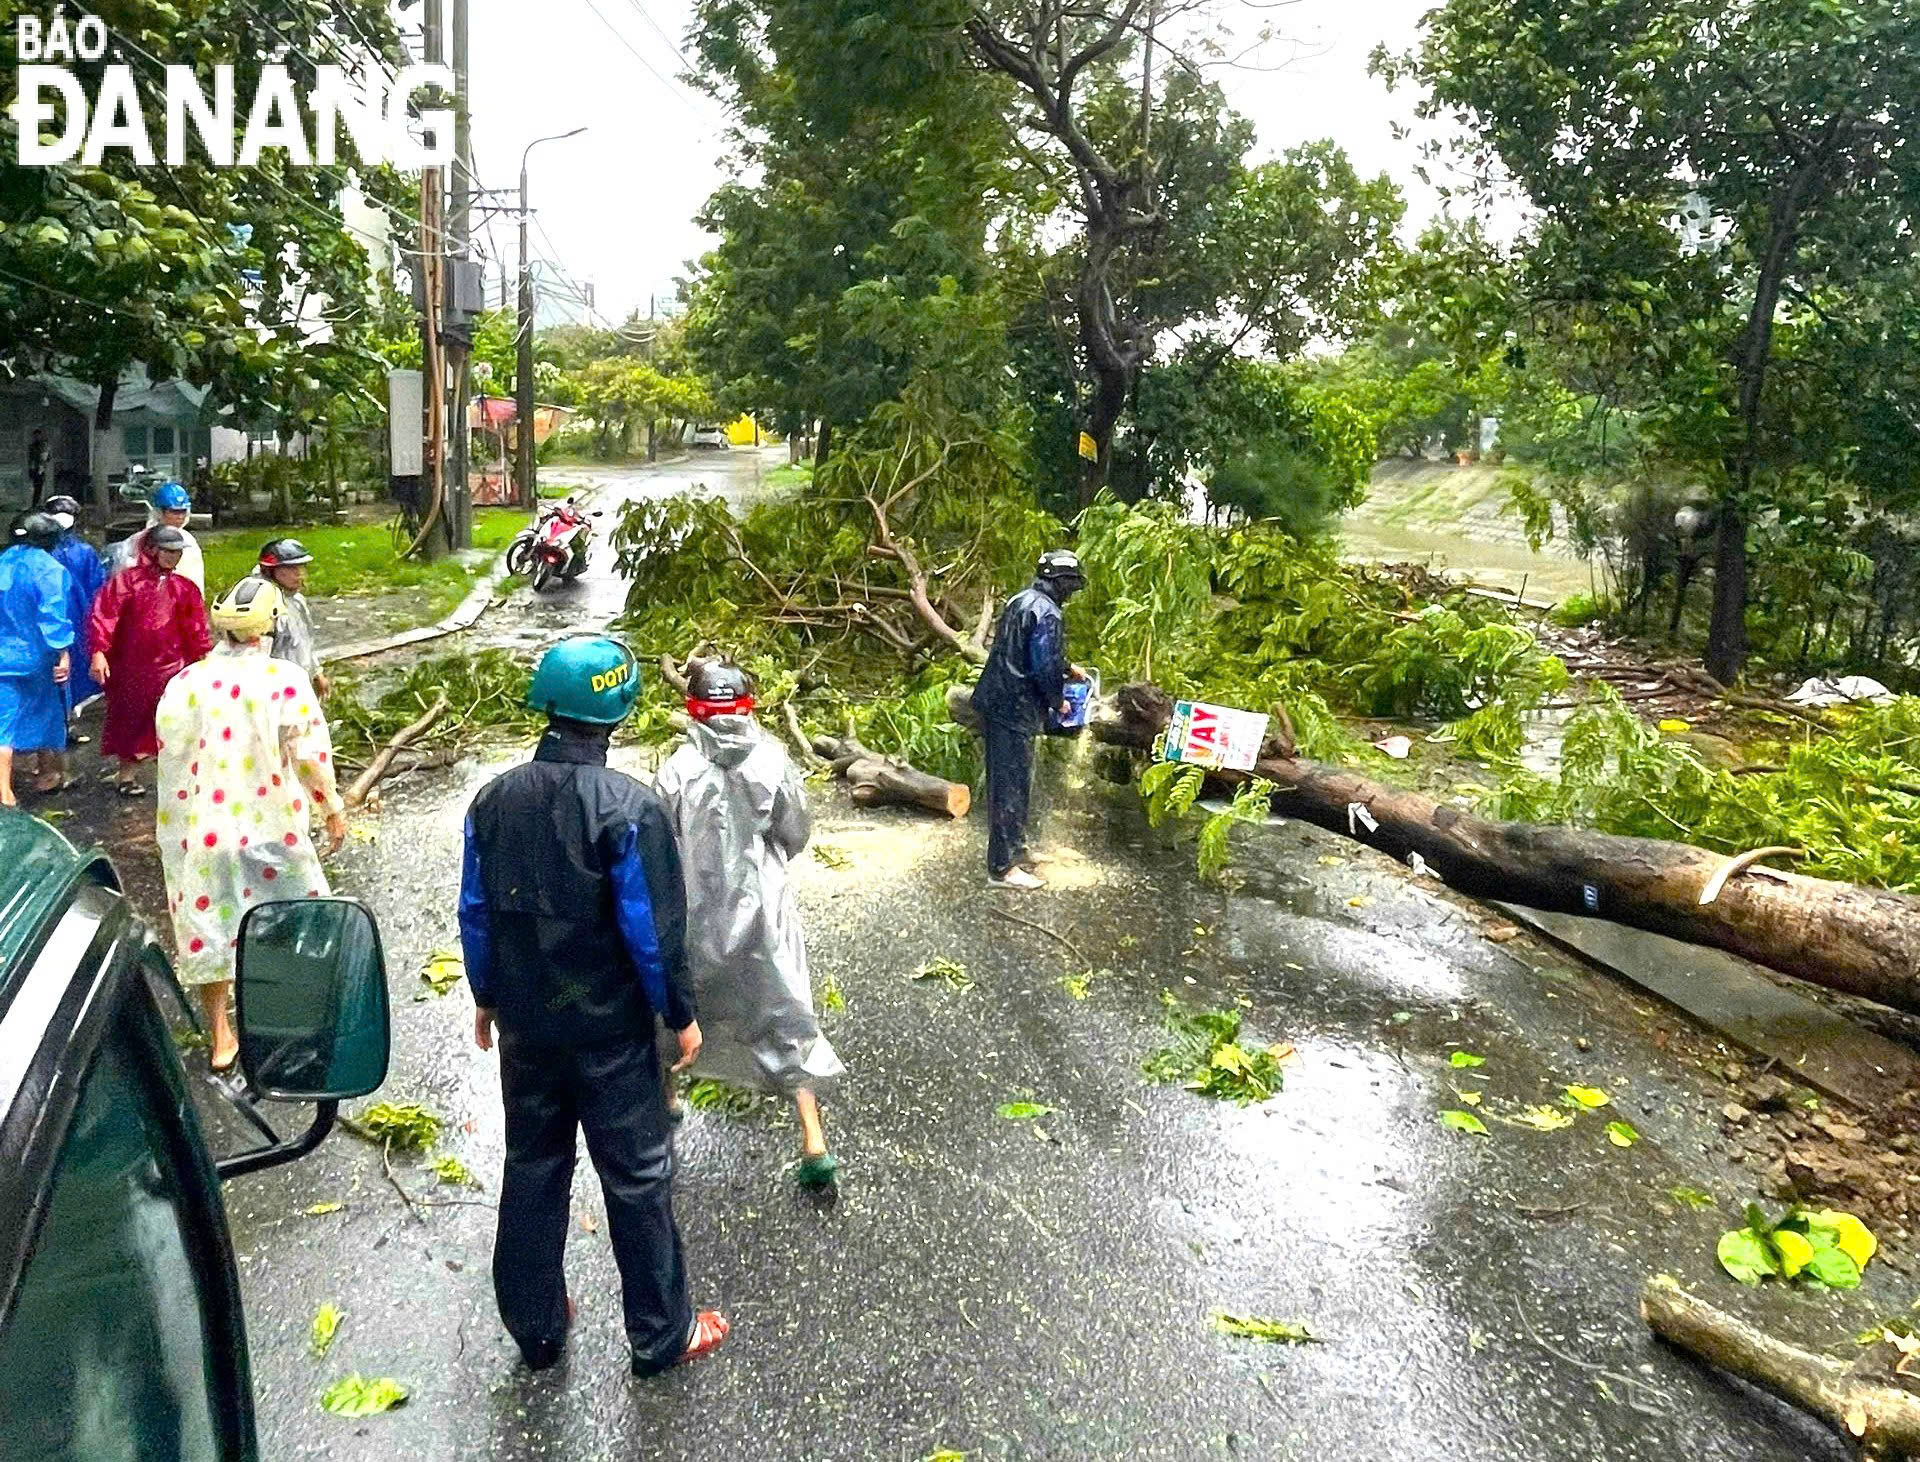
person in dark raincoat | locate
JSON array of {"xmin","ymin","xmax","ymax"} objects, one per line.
[
  {"xmin": 43, "ymin": 495, "xmax": 105, "ymax": 720},
  {"xmin": 971, "ymin": 549, "xmax": 1089, "ymax": 888},
  {"xmin": 460, "ymin": 635, "xmax": 729, "ymax": 1377},
  {"xmin": 0, "ymin": 513, "xmax": 73, "ymax": 805},
  {"xmin": 655, "ymin": 660, "xmax": 844, "ymax": 1187},
  {"xmin": 87, "ymin": 525, "xmax": 211, "ymax": 795}
]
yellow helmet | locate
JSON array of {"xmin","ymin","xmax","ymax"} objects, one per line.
[{"xmin": 210, "ymin": 576, "xmax": 284, "ymax": 640}]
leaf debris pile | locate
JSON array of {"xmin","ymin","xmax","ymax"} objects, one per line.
[
  {"xmin": 1143, "ymin": 996, "xmax": 1286, "ymax": 1105},
  {"xmin": 319, "ymin": 1374, "xmax": 409, "ymax": 1417},
  {"xmin": 352, "ymin": 1102, "xmax": 443, "ymax": 1152},
  {"xmin": 1717, "ymin": 1204, "xmax": 1877, "ymax": 1290},
  {"xmin": 912, "ymin": 956, "xmax": 974, "ymax": 992}
]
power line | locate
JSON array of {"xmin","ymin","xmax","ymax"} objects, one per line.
[
  {"xmin": 621, "ymin": 0, "xmax": 695, "ymax": 72},
  {"xmin": 578, "ymin": 0, "xmax": 706, "ymax": 115}
]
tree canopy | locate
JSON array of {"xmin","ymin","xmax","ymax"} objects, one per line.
[
  {"xmin": 0, "ymin": 0, "xmax": 414, "ymax": 454},
  {"xmin": 1382, "ymin": 0, "xmax": 1920, "ymax": 680}
]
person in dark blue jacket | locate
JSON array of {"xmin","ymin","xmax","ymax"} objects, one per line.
[
  {"xmin": 970, "ymin": 550, "xmax": 1088, "ymax": 888},
  {"xmin": 460, "ymin": 635, "xmax": 729, "ymax": 1377}
]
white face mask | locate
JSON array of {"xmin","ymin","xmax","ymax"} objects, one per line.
[{"xmin": 51, "ymin": 513, "xmax": 74, "ymax": 531}]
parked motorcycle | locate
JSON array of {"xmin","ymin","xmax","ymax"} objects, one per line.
[{"xmin": 509, "ymin": 498, "xmax": 599, "ymax": 592}]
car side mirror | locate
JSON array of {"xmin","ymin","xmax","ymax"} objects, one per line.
[
  {"xmin": 591, "ymin": 510, "xmax": 604, "ymax": 518},
  {"xmin": 235, "ymin": 898, "xmax": 390, "ymax": 1102}
]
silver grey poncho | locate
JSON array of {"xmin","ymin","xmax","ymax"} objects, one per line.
[{"xmin": 654, "ymin": 715, "xmax": 843, "ymax": 1094}]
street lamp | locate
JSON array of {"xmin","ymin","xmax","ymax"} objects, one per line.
[{"xmin": 517, "ymin": 126, "xmax": 587, "ymax": 511}]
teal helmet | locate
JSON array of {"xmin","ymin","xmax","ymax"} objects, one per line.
[{"xmin": 526, "ymin": 636, "xmax": 641, "ymax": 725}]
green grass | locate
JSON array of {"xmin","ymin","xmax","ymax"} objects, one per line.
[
  {"xmin": 198, "ymin": 508, "xmax": 527, "ymax": 622},
  {"xmin": 763, "ymin": 461, "xmax": 813, "ymax": 492}
]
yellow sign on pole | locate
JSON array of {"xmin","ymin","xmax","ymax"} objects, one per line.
[{"xmin": 1077, "ymin": 431, "xmax": 1098, "ymax": 461}]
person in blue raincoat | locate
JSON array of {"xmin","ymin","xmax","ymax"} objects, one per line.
[
  {"xmin": 0, "ymin": 513, "xmax": 74, "ymax": 806},
  {"xmin": 42, "ymin": 495, "xmax": 105, "ymax": 720}
]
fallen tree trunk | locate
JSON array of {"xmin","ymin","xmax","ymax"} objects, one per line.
[
  {"xmin": 811, "ymin": 730, "xmax": 970, "ymax": 819},
  {"xmin": 1642, "ymin": 1275, "xmax": 1920, "ymax": 1456},
  {"xmin": 945, "ymin": 680, "xmax": 1920, "ymax": 1017},
  {"xmin": 346, "ymin": 694, "xmax": 449, "ymax": 808}
]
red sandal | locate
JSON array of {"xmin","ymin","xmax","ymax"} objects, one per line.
[
  {"xmin": 680, "ymin": 1309, "xmax": 729, "ymax": 1365},
  {"xmin": 632, "ymin": 1309, "xmax": 729, "ymax": 1377}
]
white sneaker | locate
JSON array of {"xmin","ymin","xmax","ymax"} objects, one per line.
[{"xmin": 989, "ymin": 867, "xmax": 1046, "ymax": 890}]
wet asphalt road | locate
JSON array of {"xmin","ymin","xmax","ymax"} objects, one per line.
[
  {"xmin": 52, "ymin": 446, "xmax": 1886, "ymax": 1459},
  {"xmin": 206, "ymin": 759, "xmax": 1873, "ymax": 1462}
]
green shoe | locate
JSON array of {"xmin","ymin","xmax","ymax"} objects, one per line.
[{"xmin": 794, "ymin": 1152, "xmax": 839, "ymax": 1188}]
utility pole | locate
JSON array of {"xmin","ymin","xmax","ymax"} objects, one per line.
[
  {"xmin": 414, "ymin": 0, "xmax": 451, "ymax": 558},
  {"xmin": 517, "ymin": 127, "xmax": 586, "ymax": 512},
  {"xmin": 417, "ymin": 168, "xmax": 446, "ymax": 558},
  {"xmin": 645, "ymin": 293, "xmax": 657, "ymax": 461},
  {"xmin": 445, "ymin": 0, "xmax": 473, "ymax": 547},
  {"xmin": 516, "ymin": 168, "xmax": 534, "ymax": 512}
]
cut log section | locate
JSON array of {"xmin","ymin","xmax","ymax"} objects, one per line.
[
  {"xmin": 1642, "ymin": 1275, "xmax": 1920, "ymax": 1457},
  {"xmin": 948, "ymin": 679, "xmax": 1920, "ymax": 1018},
  {"xmin": 810, "ymin": 730, "xmax": 971, "ymax": 819}
]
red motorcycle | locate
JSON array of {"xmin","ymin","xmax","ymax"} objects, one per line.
[{"xmin": 508, "ymin": 498, "xmax": 599, "ymax": 592}]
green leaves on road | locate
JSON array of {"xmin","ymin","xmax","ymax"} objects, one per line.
[
  {"xmin": 1717, "ymin": 1204, "xmax": 1876, "ymax": 1290},
  {"xmin": 818, "ymin": 972, "xmax": 846, "ymax": 1013},
  {"xmin": 996, "ymin": 1102, "xmax": 1053, "ymax": 1121},
  {"xmin": 310, "ymin": 1304, "xmax": 344, "ymax": 1358},
  {"xmin": 320, "ymin": 1375, "xmax": 408, "ymax": 1417},
  {"xmin": 687, "ymin": 1080, "xmax": 762, "ymax": 1119},
  {"xmin": 1213, "ymin": 1312, "xmax": 1321, "ymax": 1345},
  {"xmin": 353, "ymin": 1103, "xmax": 443, "ymax": 1152},
  {"xmin": 1143, "ymin": 995, "xmax": 1286, "ymax": 1105},
  {"xmin": 1432, "ymin": 1055, "xmax": 1630, "ymax": 1147},
  {"xmin": 419, "ymin": 952, "xmax": 465, "ymax": 998},
  {"xmin": 331, "ymin": 651, "xmax": 543, "ymax": 765},
  {"xmin": 431, "ymin": 1155, "xmax": 478, "ymax": 1187}
]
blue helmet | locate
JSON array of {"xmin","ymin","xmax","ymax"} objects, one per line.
[
  {"xmin": 526, "ymin": 636, "xmax": 641, "ymax": 725},
  {"xmin": 152, "ymin": 481, "xmax": 191, "ymax": 512}
]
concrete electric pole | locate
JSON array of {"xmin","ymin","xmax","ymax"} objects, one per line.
[
  {"xmin": 413, "ymin": 0, "xmax": 450, "ymax": 559},
  {"xmin": 445, "ymin": 0, "xmax": 473, "ymax": 547}
]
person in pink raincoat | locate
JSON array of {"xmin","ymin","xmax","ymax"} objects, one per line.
[
  {"xmin": 88, "ymin": 524, "xmax": 211, "ymax": 795},
  {"xmin": 156, "ymin": 577, "xmax": 346, "ymax": 1072}
]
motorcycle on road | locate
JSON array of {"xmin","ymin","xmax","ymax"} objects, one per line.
[{"xmin": 508, "ymin": 498, "xmax": 600, "ymax": 592}]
